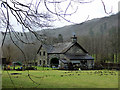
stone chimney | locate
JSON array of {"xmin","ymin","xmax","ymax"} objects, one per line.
[{"xmin": 71, "ymin": 35, "xmax": 77, "ymax": 43}]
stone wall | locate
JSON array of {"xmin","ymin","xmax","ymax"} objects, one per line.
[
  {"xmin": 37, "ymin": 46, "xmax": 48, "ymax": 66},
  {"xmin": 48, "ymin": 54, "xmax": 60, "ymax": 62},
  {"xmin": 65, "ymin": 45, "xmax": 85, "ymax": 55}
]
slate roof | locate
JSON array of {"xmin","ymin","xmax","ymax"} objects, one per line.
[
  {"xmin": 64, "ymin": 54, "xmax": 94, "ymax": 60},
  {"xmin": 37, "ymin": 44, "xmax": 52, "ymax": 54},
  {"xmin": 59, "ymin": 59, "xmax": 69, "ymax": 64},
  {"xmin": 48, "ymin": 42, "xmax": 73, "ymax": 54},
  {"xmin": 37, "ymin": 42, "xmax": 88, "ymax": 54},
  {"xmin": 60, "ymin": 54, "xmax": 94, "ymax": 64},
  {"xmin": 42, "ymin": 44, "xmax": 53, "ymax": 53}
]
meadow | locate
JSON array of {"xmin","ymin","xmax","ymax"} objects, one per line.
[{"xmin": 2, "ymin": 67, "xmax": 119, "ymax": 88}]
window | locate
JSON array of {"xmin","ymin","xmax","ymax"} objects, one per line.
[
  {"xmin": 40, "ymin": 52, "xmax": 41, "ymax": 56},
  {"xmin": 43, "ymin": 51, "xmax": 45, "ymax": 56},
  {"xmin": 43, "ymin": 60, "xmax": 45, "ymax": 64},
  {"xmin": 40, "ymin": 60, "xmax": 41, "ymax": 65},
  {"xmin": 47, "ymin": 59, "xmax": 49, "ymax": 64}
]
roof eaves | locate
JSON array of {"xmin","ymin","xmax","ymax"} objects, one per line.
[{"xmin": 48, "ymin": 52, "xmax": 63, "ymax": 54}]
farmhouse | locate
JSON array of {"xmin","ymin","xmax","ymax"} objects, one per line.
[{"xmin": 36, "ymin": 35, "xmax": 94, "ymax": 69}]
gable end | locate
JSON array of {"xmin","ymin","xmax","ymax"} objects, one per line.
[{"xmin": 64, "ymin": 42, "xmax": 88, "ymax": 54}]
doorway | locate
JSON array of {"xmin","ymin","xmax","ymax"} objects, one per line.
[{"xmin": 50, "ymin": 58, "xmax": 59, "ymax": 67}]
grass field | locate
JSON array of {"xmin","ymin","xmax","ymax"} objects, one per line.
[{"xmin": 2, "ymin": 68, "xmax": 118, "ymax": 88}]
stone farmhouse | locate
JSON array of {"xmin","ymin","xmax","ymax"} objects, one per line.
[{"xmin": 36, "ymin": 35, "xmax": 94, "ymax": 69}]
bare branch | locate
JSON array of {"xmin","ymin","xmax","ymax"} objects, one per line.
[{"xmin": 101, "ymin": 0, "xmax": 112, "ymax": 14}]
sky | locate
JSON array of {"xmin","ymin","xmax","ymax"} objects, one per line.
[
  {"xmin": 0, "ymin": 0, "xmax": 119, "ymax": 32},
  {"xmin": 51, "ymin": 0, "xmax": 119, "ymax": 28}
]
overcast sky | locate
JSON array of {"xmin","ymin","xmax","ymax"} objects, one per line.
[
  {"xmin": 0, "ymin": 0, "xmax": 119, "ymax": 32},
  {"xmin": 52, "ymin": 0, "xmax": 119, "ymax": 28}
]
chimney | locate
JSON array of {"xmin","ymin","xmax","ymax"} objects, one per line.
[{"xmin": 71, "ymin": 35, "xmax": 77, "ymax": 43}]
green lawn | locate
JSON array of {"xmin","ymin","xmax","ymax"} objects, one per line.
[{"xmin": 2, "ymin": 68, "xmax": 118, "ymax": 88}]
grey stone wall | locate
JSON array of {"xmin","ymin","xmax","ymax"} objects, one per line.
[
  {"xmin": 37, "ymin": 46, "xmax": 48, "ymax": 66},
  {"xmin": 48, "ymin": 54, "xmax": 71, "ymax": 64},
  {"xmin": 65, "ymin": 45, "xmax": 85, "ymax": 55},
  {"xmin": 48, "ymin": 54, "xmax": 60, "ymax": 62}
]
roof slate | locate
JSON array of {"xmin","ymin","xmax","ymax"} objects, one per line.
[
  {"xmin": 48, "ymin": 42, "xmax": 73, "ymax": 53},
  {"xmin": 38, "ymin": 41, "xmax": 88, "ymax": 54},
  {"xmin": 64, "ymin": 54, "xmax": 94, "ymax": 60}
]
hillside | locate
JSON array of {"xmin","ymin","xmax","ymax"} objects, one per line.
[
  {"xmin": 1, "ymin": 12, "xmax": 119, "ymax": 42},
  {"xmin": 40, "ymin": 12, "xmax": 118, "ymax": 40}
]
